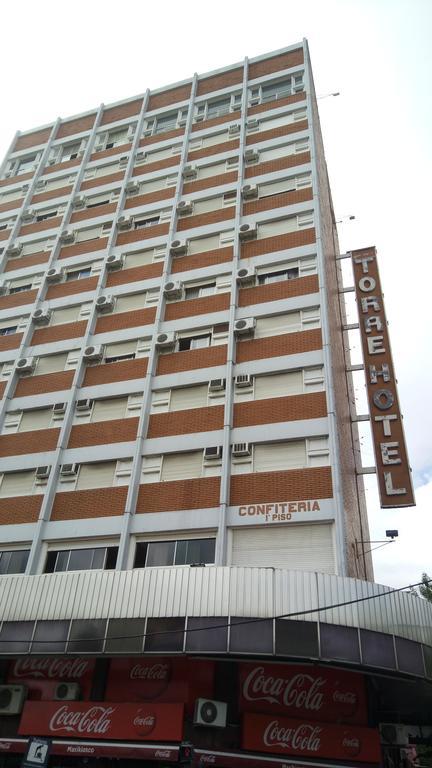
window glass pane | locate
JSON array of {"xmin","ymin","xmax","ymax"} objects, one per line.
[
  {"xmin": 54, "ymin": 550, "xmax": 69, "ymax": 572},
  {"xmin": 91, "ymin": 548, "xmax": 106, "ymax": 570},
  {"xmin": 0, "ymin": 552, "xmax": 11, "ymax": 574},
  {"xmin": 161, "ymin": 451, "xmax": 203, "ymax": 481},
  {"xmin": 105, "ymin": 547, "xmax": 118, "ymax": 570},
  {"xmin": 134, "ymin": 542, "xmax": 148, "ymax": 568},
  {"xmin": 0, "ymin": 471, "xmax": 35, "ymax": 497},
  {"xmin": 66, "ymin": 548, "xmax": 93, "ymax": 571},
  {"xmin": 146, "ymin": 541, "xmax": 175, "ymax": 567},
  {"xmin": 19, "ymin": 408, "xmax": 52, "ymax": 432},
  {"xmin": 7, "ymin": 550, "xmax": 29, "ymax": 574}
]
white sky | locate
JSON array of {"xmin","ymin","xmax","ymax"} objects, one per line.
[{"xmin": 1, "ymin": 0, "xmax": 431, "ymax": 590}]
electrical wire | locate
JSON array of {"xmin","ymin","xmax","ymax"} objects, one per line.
[{"xmin": 3, "ymin": 577, "xmax": 431, "ymax": 645}]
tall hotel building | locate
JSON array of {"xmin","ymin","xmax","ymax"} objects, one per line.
[{"xmin": 0, "ymin": 40, "xmax": 430, "ymax": 768}]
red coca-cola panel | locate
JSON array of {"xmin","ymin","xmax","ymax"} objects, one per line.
[
  {"xmin": 18, "ymin": 701, "xmax": 184, "ymax": 742},
  {"xmin": 7, "ymin": 658, "xmax": 95, "ymax": 700},
  {"xmin": 106, "ymin": 657, "xmax": 214, "ymax": 713},
  {"xmin": 242, "ymin": 712, "xmax": 381, "ymax": 763},
  {"xmin": 239, "ymin": 662, "xmax": 367, "ymax": 724}
]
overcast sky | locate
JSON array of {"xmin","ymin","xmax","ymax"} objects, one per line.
[{"xmin": 1, "ymin": 0, "xmax": 430, "ymax": 590}]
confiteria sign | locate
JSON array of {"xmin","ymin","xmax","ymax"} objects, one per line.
[{"xmin": 351, "ymin": 246, "xmax": 415, "ymax": 508}]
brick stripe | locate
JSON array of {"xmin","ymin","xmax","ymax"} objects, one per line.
[
  {"xmin": 171, "ymin": 246, "xmax": 233, "ymax": 274},
  {"xmin": 243, "ymin": 187, "xmax": 313, "ymax": 215},
  {"xmin": 31, "ymin": 186, "xmax": 73, "ymax": 203},
  {"xmin": 116, "ymin": 223, "xmax": 169, "ymax": 246},
  {"xmin": 70, "ymin": 203, "xmax": 117, "ymax": 223},
  {"xmin": 58, "ymin": 237, "xmax": 109, "ymax": 260},
  {"xmin": 4, "ymin": 254, "xmax": 48, "ymax": 272},
  {"xmin": 106, "ymin": 262, "xmax": 163, "ymax": 287},
  {"xmin": 51, "ymin": 486, "xmax": 127, "ymax": 521},
  {"xmin": 46, "ymin": 276, "xmax": 98, "ymax": 299},
  {"xmin": 43, "ymin": 158, "xmax": 81, "ymax": 175},
  {"xmin": 80, "ymin": 172, "xmax": 124, "ymax": 191},
  {"xmin": 82, "ymin": 358, "xmax": 148, "ymax": 386},
  {"xmin": 139, "ymin": 128, "xmax": 184, "ymax": 147},
  {"xmin": 245, "ymin": 120, "xmax": 308, "ymax": 146},
  {"xmin": 148, "ymin": 405, "xmax": 224, "ymax": 438},
  {"xmin": 0, "ymin": 496, "xmax": 42, "ymax": 525},
  {"xmin": 95, "ymin": 307, "xmax": 156, "ymax": 334},
  {"xmin": 89, "ymin": 143, "xmax": 132, "ymax": 163},
  {"xmin": 68, "ymin": 418, "xmax": 139, "ymax": 448},
  {"xmin": 14, "ymin": 370, "xmax": 74, "ymax": 397},
  {"xmin": 164, "ymin": 293, "xmax": 229, "ymax": 321},
  {"xmin": 244, "ymin": 151, "xmax": 311, "ymax": 180},
  {"xmin": 248, "ymin": 92, "xmax": 306, "ymax": 116},
  {"xmin": 0, "ymin": 332, "xmax": 22, "ymax": 352},
  {"xmin": 236, "ymin": 328, "xmax": 322, "ymax": 363},
  {"xmin": 240, "ymin": 228, "xmax": 316, "ymax": 259},
  {"xmin": 191, "ymin": 111, "xmax": 241, "ymax": 132},
  {"xmin": 57, "ymin": 114, "xmax": 96, "ymax": 139},
  {"xmin": 238, "ymin": 274, "xmax": 319, "ymax": 307},
  {"xmin": 183, "ymin": 171, "xmax": 237, "ymax": 194},
  {"xmin": 124, "ymin": 188, "xmax": 175, "ymax": 210},
  {"xmin": 230, "ymin": 466, "xmax": 332, "ymax": 505},
  {"xmin": 19, "ymin": 216, "xmax": 63, "ymax": 236},
  {"xmin": 136, "ymin": 476, "xmax": 221, "ymax": 513},
  {"xmin": 31, "ymin": 321, "xmax": 87, "ymax": 345},
  {"xmin": 0, "ymin": 289, "xmax": 37, "ymax": 309},
  {"xmin": 233, "ymin": 392, "xmax": 327, "ymax": 428},
  {"xmin": 187, "ymin": 139, "xmax": 239, "ymax": 161},
  {"xmin": 156, "ymin": 345, "xmax": 227, "ymax": 375},
  {"xmin": 0, "ymin": 428, "xmax": 60, "ymax": 457}
]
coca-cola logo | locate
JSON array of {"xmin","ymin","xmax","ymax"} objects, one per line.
[
  {"xmin": 155, "ymin": 751, "xmax": 171, "ymax": 759},
  {"xmin": 48, "ymin": 705, "xmax": 114, "ymax": 735},
  {"xmin": 133, "ymin": 710, "xmax": 156, "ymax": 737},
  {"xmin": 264, "ymin": 721, "xmax": 322, "ymax": 753},
  {"xmin": 342, "ymin": 733, "xmax": 361, "ymax": 757},
  {"xmin": 128, "ymin": 662, "xmax": 171, "ymax": 700},
  {"xmin": 0, "ymin": 743, "xmax": 11, "ymax": 751},
  {"xmin": 12, "ymin": 658, "xmax": 90, "ymax": 680},
  {"xmin": 242, "ymin": 667, "xmax": 359, "ymax": 717},
  {"xmin": 243, "ymin": 668, "xmax": 325, "ymax": 711},
  {"xmin": 199, "ymin": 756, "xmax": 216, "ymax": 764}
]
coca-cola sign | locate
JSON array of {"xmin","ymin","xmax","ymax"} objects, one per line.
[
  {"xmin": 243, "ymin": 713, "xmax": 381, "ymax": 763},
  {"xmin": 18, "ymin": 701, "xmax": 184, "ymax": 742},
  {"xmin": 239, "ymin": 663, "xmax": 367, "ymax": 724},
  {"xmin": 106, "ymin": 658, "xmax": 214, "ymax": 712},
  {"xmin": 8, "ymin": 658, "xmax": 95, "ymax": 700}
]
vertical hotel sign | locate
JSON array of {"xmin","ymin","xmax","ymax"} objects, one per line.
[{"xmin": 351, "ymin": 246, "xmax": 415, "ymax": 507}]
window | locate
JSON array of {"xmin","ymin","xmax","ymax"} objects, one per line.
[
  {"xmin": 65, "ymin": 267, "xmax": 92, "ymax": 281},
  {"xmin": 83, "ymin": 161, "xmax": 121, "ymax": 180},
  {"xmin": 16, "ymin": 154, "xmax": 38, "ymax": 175},
  {"xmin": 254, "ymin": 308, "xmax": 320, "ymax": 339},
  {"xmin": 187, "ymin": 233, "xmax": 221, "ymax": 255},
  {"xmin": 249, "ymin": 74, "xmax": 304, "ymax": 106},
  {"xmin": 0, "ymin": 325, "xmax": 17, "ymax": 336},
  {"xmin": 258, "ymin": 174, "xmax": 312, "ymax": 199},
  {"xmin": 178, "ymin": 333, "xmax": 211, "ymax": 351},
  {"xmin": 44, "ymin": 546, "xmax": 118, "ymax": 573},
  {"xmin": 143, "ymin": 109, "xmax": 187, "ymax": 137},
  {"xmin": 35, "ymin": 352, "xmax": 69, "ymax": 375},
  {"xmin": 259, "ymin": 140, "xmax": 310, "ymax": 164},
  {"xmin": 50, "ymin": 305, "xmax": 85, "ymax": 326},
  {"xmin": 18, "ymin": 408, "xmax": 53, "ymax": 432},
  {"xmin": 134, "ymin": 215, "xmax": 160, "ymax": 229},
  {"xmin": 60, "ymin": 142, "xmax": 81, "ymax": 162},
  {"xmin": 195, "ymin": 92, "xmax": 241, "ymax": 122},
  {"xmin": 258, "ymin": 267, "xmax": 299, "ymax": 284},
  {"xmin": 161, "ymin": 451, "xmax": 203, "ymax": 481},
  {"xmin": 75, "ymin": 223, "xmax": 111, "ymax": 242},
  {"xmin": 36, "ymin": 208, "xmax": 59, "ymax": 222},
  {"xmin": 184, "ymin": 282, "xmax": 216, "ymax": 300},
  {"xmin": 231, "ymin": 438, "xmax": 329, "ymax": 475},
  {"xmin": 134, "ymin": 538, "xmax": 215, "ymax": 568},
  {"xmin": 0, "ymin": 471, "xmax": 36, "ymax": 497},
  {"xmin": 86, "ymin": 193, "xmax": 112, "ymax": 209},
  {"xmin": 21, "ymin": 237, "xmax": 55, "ymax": 256},
  {"xmin": 257, "ymin": 212, "xmax": 314, "ymax": 239},
  {"xmin": 0, "ymin": 550, "xmax": 29, "ymax": 575},
  {"xmin": 104, "ymin": 339, "xmax": 140, "ymax": 363},
  {"xmin": 9, "ymin": 283, "xmax": 32, "ymax": 294}
]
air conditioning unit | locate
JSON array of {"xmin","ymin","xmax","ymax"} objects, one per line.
[
  {"xmin": 35, "ymin": 180, "xmax": 46, "ymax": 190},
  {"xmin": 72, "ymin": 195, "xmax": 86, "ymax": 209},
  {"xmin": 118, "ymin": 156, "xmax": 129, "ymax": 168},
  {"xmin": 228, "ymin": 124, "xmax": 241, "ymax": 136},
  {"xmin": 0, "ymin": 283, "xmax": 6, "ymax": 296},
  {"xmin": 54, "ymin": 683, "xmax": 81, "ymax": 701},
  {"xmin": 76, "ymin": 398, "xmax": 92, "ymax": 411},
  {"xmin": 6, "ymin": 240, "xmax": 23, "ymax": 256},
  {"xmin": 15, "ymin": 357, "xmax": 35, "ymax": 374},
  {"xmin": 246, "ymin": 118, "xmax": 259, "ymax": 130},
  {"xmin": 46, "ymin": 267, "xmax": 63, "ymax": 283},
  {"xmin": 60, "ymin": 229, "xmax": 75, "ymax": 244},
  {"xmin": 178, "ymin": 117, "xmax": 187, "ymax": 127},
  {"xmin": 235, "ymin": 374, "xmax": 253, "ymax": 388},
  {"xmin": 106, "ymin": 253, "xmax": 124, "ymax": 271},
  {"xmin": 234, "ymin": 317, "xmax": 256, "ymax": 336},
  {"xmin": 117, "ymin": 215, "xmax": 133, "ymax": 230},
  {"xmin": 163, "ymin": 281, "xmax": 183, "ymax": 299},
  {"xmin": 95, "ymin": 294, "xmax": 115, "ymax": 313},
  {"xmin": 182, "ymin": 164, "xmax": 198, "ymax": 179},
  {"xmin": 60, "ymin": 463, "xmax": 79, "ymax": 477},
  {"xmin": 21, "ymin": 208, "xmax": 35, "ymax": 223},
  {"xmin": 125, "ymin": 181, "xmax": 140, "ymax": 195},
  {"xmin": 249, "ymin": 96, "xmax": 260, "ymax": 106},
  {"xmin": 53, "ymin": 402, "xmax": 66, "ymax": 414},
  {"xmin": 232, "ymin": 442, "xmax": 252, "ymax": 457},
  {"xmin": 35, "ymin": 466, "xmax": 51, "ymax": 480},
  {"xmin": 241, "ymin": 184, "xmax": 258, "ymax": 200},
  {"xmin": 379, "ymin": 724, "xmax": 409, "ymax": 746},
  {"xmin": 204, "ymin": 446, "xmax": 222, "ymax": 460},
  {"xmin": 170, "ymin": 239, "xmax": 187, "ymax": 256},
  {"xmin": 209, "ymin": 378, "xmax": 226, "ymax": 392},
  {"xmin": 155, "ymin": 332, "xmax": 176, "ymax": 350},
  {"xmin": 83, "ymin": 344, "xmax": 104, "ymax": 362},
  {"xmin": 244, "ymin": 148, "xmax": 259, "ymax": 163},
  {"xmin": 177, "ymin": 200, "xmax": 193, "ymax": 215},
  {"xmin": 239, "ymin": 222, "xmax": 257, "ymax": 241},
  {"xmin": 0, "ymin": 686, "xmax": 27, "ymax": 715},
  {"xmin": 93, "ymin": 138, "xmax": 105, "ymax": 152},
  {"xmin": 236, "ymin": 267, "xmax": 256, "ymax": 285},
  {"xmin": 193, "ymin": 698, "xmax": 227, "ymax": 728},
  {"xmin": 32, "ymin": 308, "xmax": 51, "ymax": 325}
]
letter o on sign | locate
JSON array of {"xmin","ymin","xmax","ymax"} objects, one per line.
[
  {"xmin": 358, "ymin": 276, "xmax": 376, "ymax": 292},
  {"xmin": 373, "ymin": 389, "xmax": 394, "ymax": 410}
]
